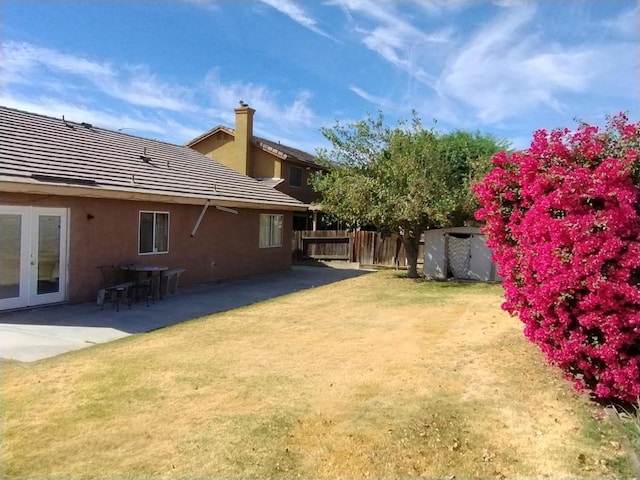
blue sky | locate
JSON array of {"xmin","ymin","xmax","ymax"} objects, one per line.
[{"xmin": 1, "ymin": 0, "xmax": 637, "ymax": 153}]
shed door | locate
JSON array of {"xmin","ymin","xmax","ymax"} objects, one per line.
[
  {"xmin": 468, "ymin": 235, "xmax": 492, "ymax": 281},
  {"xmin": 447, "ymin": 234, "xmax": 471, "ymax": 279},
  {"xmin": 423, "ymin": 230, "xmax": 447, "ymax": 279},
  {"xmin": 447, "ymin": 233, "xmax": 493, "ymax": 281}
]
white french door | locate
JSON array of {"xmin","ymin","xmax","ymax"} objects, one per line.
[{"xmin": 0, "ymin": 206, "xmax": 68, "ymax": 310}]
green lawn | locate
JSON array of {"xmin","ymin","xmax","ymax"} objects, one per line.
[{"xmin": 1, "ymin": 271, "xmax": 633, "ymax": 478}]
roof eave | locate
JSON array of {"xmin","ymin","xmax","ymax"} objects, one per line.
[
  {"xmin": 185, "ymin": 125, "xmax": 233, "ymax": 147},
  {"xmin": 0, "ymin": 178, "xmax": 309, "ymax": 211},
  {"xmin": 254, "ymin": 140, "xmax": 326, "ymax": 170}
]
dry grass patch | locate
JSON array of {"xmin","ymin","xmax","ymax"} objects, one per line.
[{"xmin": 1, "ymin": 270, "xmax": 632, "ymax": 478}]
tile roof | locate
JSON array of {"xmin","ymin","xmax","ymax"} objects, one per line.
[
  {"xmin": 255, "ymin": 177, "xmax": 285, "ymax": 189},
  {"xmin": 0, "ymin": 106, "xmax": 306, "ymax": 210},
  {"xmin": 186, "ymin": 125, "xmax": 325, "ymax": 170},
  {"xmin": 254, "ymin": 136, "xmax": 318, "ymax": 167}
]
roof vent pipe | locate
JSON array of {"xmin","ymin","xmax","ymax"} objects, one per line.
[{"xmin": 140, "ymin": 147, "xmax": 152, "ymax": 163}]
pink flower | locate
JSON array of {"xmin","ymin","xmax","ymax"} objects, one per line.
[{"xmin": 475, "ymin": 113, "xmax": 640, "ymax": 403}]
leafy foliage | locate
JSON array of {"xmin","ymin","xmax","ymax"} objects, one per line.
[
  {"xmin": 313, "ymin": 112, "xmax": 504, "ymax": 277},
  {"xmin": 474, "ymin": 113, "xmax": 640, "ymax": 403}
]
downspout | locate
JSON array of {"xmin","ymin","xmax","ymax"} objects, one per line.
[
  {"xmin": 191, "ymin": 201, "xmax": 240, "ymax": 237},
  {"xmin": 191, "ymin": 200, "xmax": 210, "ymax": 237}
]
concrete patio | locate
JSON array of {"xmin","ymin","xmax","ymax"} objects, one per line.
[{"xmin": 0, "ymin": 265, "xmax": 371, "ymax": 362}]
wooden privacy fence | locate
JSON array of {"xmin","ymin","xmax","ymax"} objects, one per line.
[{"xmin": 292, "ymin": 230, "xmax": 424, "ymax": 269}]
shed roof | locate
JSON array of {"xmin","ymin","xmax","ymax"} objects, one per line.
[{"xmin": 0, "ymin": 106, "xmax": 306, "ymax": 210}]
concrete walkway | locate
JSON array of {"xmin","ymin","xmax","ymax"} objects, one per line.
[{"xmin": 0, "ymin": 265, "xmax": 370, "ymax": 362}]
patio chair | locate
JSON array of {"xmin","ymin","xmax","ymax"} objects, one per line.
[{"xmin": 97, "ymin": 265, "xmax": 133, "ymax": 312}]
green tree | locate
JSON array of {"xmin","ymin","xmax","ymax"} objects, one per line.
[{"xmin": 313, "ymin": 113, "xmax": 505, "ymax": 278}]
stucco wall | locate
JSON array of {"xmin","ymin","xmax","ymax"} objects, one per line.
[
  {"xmin": 190, "ymin": 134, "xmax": 240, "ymax": 173},
  {"xmin": 190, "ymin": 136, "xmax": 320, "ymax": 205},
  {"xmin": 276, "ymin": 160, "xmax": 321, "ymax": 205},
  {"xmin": 2, "ymin": 193, "xmax": 293, "ymax": 304},
  {"xmin": 252, "ymin": 148, "xmax": 279, "ymax": 178}
]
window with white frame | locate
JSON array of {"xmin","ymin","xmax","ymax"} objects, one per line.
[
  {"xmin": 259, "ymin": 214, "xmax": 283, "ymax": 248},
  {"xmin": 289, "ymin": 166, "xmax": 303, "ymax": 187},
  {"xmin": 139, "ymin": 211, "xmax": 169, "ymax": 254}
]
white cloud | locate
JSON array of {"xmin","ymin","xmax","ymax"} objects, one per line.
[
  {"xmin": 602, "ymin": 3, "xmax": 639, "ymax": 38},
  {"xmin": 491, "ymin": 0, "xmax": 524, "ymax": 7},
  {"xmin": 258, "ymin": 0, "xmax": 333, "ymax": 38},
  {"xmin": 3, "ymin": 41, "xmax": 114, "ymax": 77},
  {"xmin": 330, "ymin": 0, "xmax": 451, "ymax": 87},
  {"xmin": 349, "ymin": 85, "xmax": 392, "ymax": 108},
  {"xmin": 202, "ymin": 70, "xmax": 316, "ymax": 131},
  {"xmin": 1, "ymin": 93, "xmax": 162, "ymax": 135},
  {"xmin": 100, "ymin": 66, "xmax": 195, "ymax": 112},
  {"xmin": 1, "ymin": 41, "xmax": 195, "ymax": 112},
  {"xmin": 1, "ymin": 41, "xmax": 113, "ymax": 88},
  {"xmin": 281, "ymin": 90, "xmax": 315, "ymax": 125},
  {"xmin": 329, "ymin": 0, "xmax": 636, "ymax": 135},
  {"xmin": 1, "ymin": 37, "xmax": 324, "ymax": 148},
  {"xmin": 434, "ymin": 3, "xmax": 628, "ymax": 124}
]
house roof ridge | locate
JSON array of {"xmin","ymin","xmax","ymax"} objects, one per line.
[
  {"xmin": 253, "ymin": 135, "xmax": 321, "ymax": 168},
  {"xmin": 184, "ymin": 124, "xmax": 234, "ymax": 147},
  {"xmin": 0, "ymin": 105, "xmax": 188, "ymax": 149}
]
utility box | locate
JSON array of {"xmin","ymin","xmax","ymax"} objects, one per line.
[{"xmin": 423, "ymin": 227, "xmax": 501, "ymax": 282}]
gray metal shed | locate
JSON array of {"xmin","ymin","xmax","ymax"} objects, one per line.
[{"xmin": 423, "ymin": 227, "xmax": 501, "ymax": 281}]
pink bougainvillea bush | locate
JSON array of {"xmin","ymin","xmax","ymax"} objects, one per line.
[{"xmin": 474, "ymin": 114, "xmax": 640, "ymax": 403}]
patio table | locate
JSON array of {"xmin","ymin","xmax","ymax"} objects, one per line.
[{"xmin": 120, "ymin": 264, "xmax": 169, "ymax": 300}]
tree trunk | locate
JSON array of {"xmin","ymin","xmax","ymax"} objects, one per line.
[{"xmin": 402, "ymin": 227, "xmax": 423, "ymax": 278}]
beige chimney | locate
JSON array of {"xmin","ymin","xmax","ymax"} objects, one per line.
[{"xmin": 234, "ymin": 101, "xmax": 255, "ymax": 176}]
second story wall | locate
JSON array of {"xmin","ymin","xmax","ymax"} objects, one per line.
[
  {"xmin": 252, "ymin": 148, "xmax": 280, "ymax": 179},
  {"xmin": 276, "ymin": 161, "xmax": 321, "ymax": 205},
  {"xmin": 186, "ymin": 104, "xmax": 325, "ymax": 206},
  {"xmin": 190, "ymin": 132, "xmax": 239, "ymax": 171}
]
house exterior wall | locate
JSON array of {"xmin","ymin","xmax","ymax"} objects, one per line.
[
  {"xmin": 190, "ymin": 135, "xmax": 321, "ymax": 205},
  {"xmin": 2, "ymin": 192, "xmax": 293, "ymax": 304},
  {"xmin": 252, "ymin": 148, "xmax": 280, "ymax": 178},
  {"xmin": 276, "ymin": 159, "xmax": 321, "ymax": 205},
  {"xmin": 190, "ymin": 134, "xmax": 240, "ymax": 173}
]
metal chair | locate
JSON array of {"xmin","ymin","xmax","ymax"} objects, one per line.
[{"xmin": 97, "ymin": 265, "xmax": 132, "ymax": 311}]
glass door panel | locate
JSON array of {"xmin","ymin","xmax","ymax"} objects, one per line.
[
  {"xmin": 0, "ymin": 207, "xmax": 29, "ymax": 310},
  {"xmin": 0, "ymin": 214, "xmax": 22, "ymax": 299},
  {"xmin": 30, "ymin": 209, "xmax": 67, "ymax": 306},
  {"xmin": 36, "ymin": 215, "xmax": 61, "ymax": 295}
]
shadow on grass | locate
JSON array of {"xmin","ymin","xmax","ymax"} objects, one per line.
[{"xmin": 390, "ymin": 272, "xmax": 503, "ymax": 289}]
